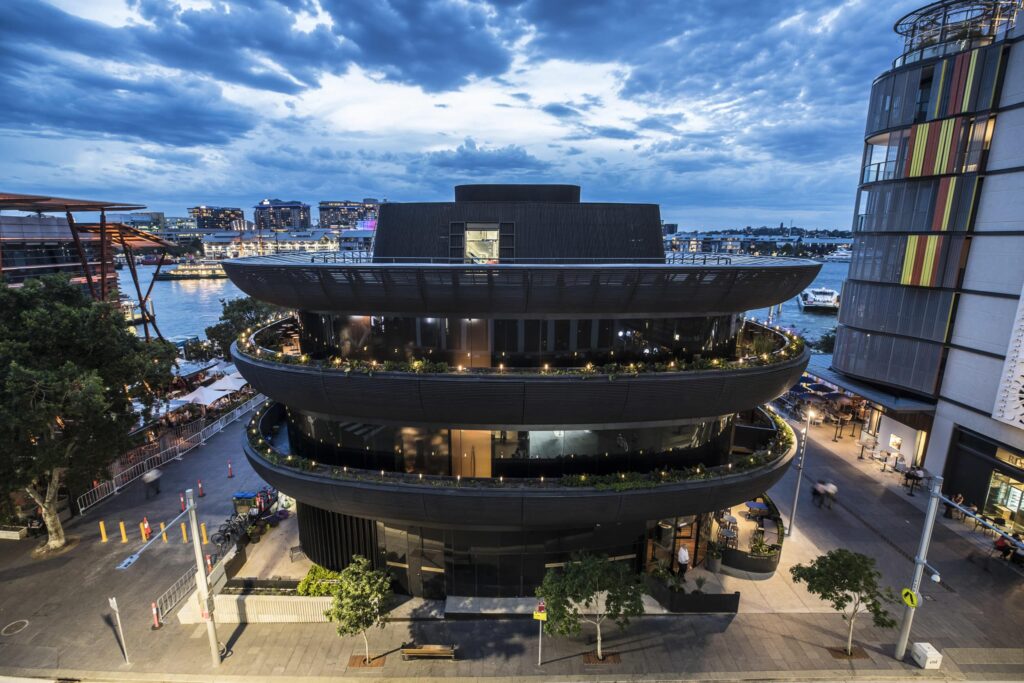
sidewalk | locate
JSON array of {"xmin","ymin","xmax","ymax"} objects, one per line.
[{"xmin": 1, "ymin": 410, "xmax": 1022, "ymax": 681}]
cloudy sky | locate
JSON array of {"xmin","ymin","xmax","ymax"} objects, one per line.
[{"xmin": 0, "ymin": 0, "xmax": 923, "ymax": 228}]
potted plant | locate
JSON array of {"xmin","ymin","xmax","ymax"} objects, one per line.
[
  {"xmin": 706, "ymin": 542, "xmax": 722, "ymax": 572},
  {"xmin": 247, "ymin": 525, "xmax": 261, "ymax": 543},
  {"xmin": 692, "ymin": 577, "xmax": 707, "ymax": 594}
]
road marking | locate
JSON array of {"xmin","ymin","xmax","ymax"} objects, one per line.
[{"xmin": 1, "ymin": 619, "xmax": 29, "ymax": 636}]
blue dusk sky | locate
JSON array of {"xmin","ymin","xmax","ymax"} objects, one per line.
[{"xmin": 0, "ymin": 0, "xmax": 924, "ymax": 228}]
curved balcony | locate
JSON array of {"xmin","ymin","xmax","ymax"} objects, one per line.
[
  {"xmin": 231, "ymin": 322, "xmax": 809, "ymax": 429},
  {"xmin": 221, "ymin": 253, "xmax": 820, "ymax": 318},
  {"xmin": 244, "ymin": 402, "xmax": 797, "ymax": 531}
]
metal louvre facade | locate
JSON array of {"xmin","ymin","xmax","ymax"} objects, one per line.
[
  {"xmin": 233, "ymin": 342, "xmax": 810, "ymax": 429},
  {"xmin": 221, "ymin": 260, "xmax": 818, "ymax": 318}
]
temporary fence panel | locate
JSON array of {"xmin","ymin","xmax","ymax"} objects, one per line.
[
  {"xmin": 156, "ymin": 567, "xmax": 198, "ymax": 623},
  {"xmin": 76, "ymin": 394, "xmax": 265, "ymax": 513}
]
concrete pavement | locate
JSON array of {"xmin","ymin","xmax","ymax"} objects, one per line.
[{"xmin": 0, "ymin": 406, "xmax": 1022, "ymax": 681}]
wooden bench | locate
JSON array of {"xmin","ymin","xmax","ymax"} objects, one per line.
[{"xmin": 400, "ymin": 644, "xmax": 457, "ymax": 661}]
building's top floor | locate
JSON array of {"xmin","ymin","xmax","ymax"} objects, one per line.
[
  {"xmin": 255, "ymin": 198, "xmax": 310, "ymax": 210},
  {"xmin": 892, "ymin": 0, "xmax": 1022, "ymax": 68}
]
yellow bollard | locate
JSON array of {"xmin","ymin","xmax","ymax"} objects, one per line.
[
  {"xmin": 139, "ymin": 522, "xmax": 147, "ymax": 541},
  {"xmin": 119, "ymin": 521, "xmax": 128, "ymax": 543},
  {"xmin": 99, "ymin": 520, "xmax": 108, "ymax": 543},
  {"xmin": 200, "ymin": 522, "xmax": 208, "ymax": 545},
  {"xmin": 180, "ymin": 522, "xmax": 188, "ymax": 543},
  {"xmin": 160, "ymin": 522, "xmax": 168, "ymax": 543}
]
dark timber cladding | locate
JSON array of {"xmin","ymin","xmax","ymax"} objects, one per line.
[{"xmin": 373, "ymin": 198, "xmax": 663, "ymax": 261}]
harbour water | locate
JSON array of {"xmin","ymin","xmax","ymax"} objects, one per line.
[{"xmin": 120, "ymin": 260, "xmax": 848, "ymax": 343}]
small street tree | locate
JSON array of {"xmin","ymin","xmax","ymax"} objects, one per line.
[
  {"xmin": 537, "ymin": 552, "xmax": 645, "ymax": 661},
  {"xmin": 205, "ymin": 296, "xmax": 282, "ymax": 357},
  {"xmin": 324, "ymin": 555, "xmax": 393, "ymax": 664},
  {"xmin": 0, "ymin": 276, "xmax": 176, "ymax": 549},
  {"xmin": 790, "ymin": 548, "xmax": 897, "ymax": 656}
]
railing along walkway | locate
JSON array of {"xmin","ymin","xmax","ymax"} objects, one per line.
[{"xmin": 76, "ymin": 394, "xmax": 265, "ymax": 513}]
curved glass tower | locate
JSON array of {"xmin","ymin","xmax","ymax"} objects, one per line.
[{"xmin": 226, "ymin": 184, "xmax": 819, "ymax": 597}]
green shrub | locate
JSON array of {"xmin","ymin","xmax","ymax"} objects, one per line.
[{"xmin": 298, "ymin": 564, "xmax": 345, "ymax": 596}]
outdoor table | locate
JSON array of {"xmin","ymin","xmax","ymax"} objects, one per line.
[
  {"xmin": 744, "ymin": 501, "xmax": 769, "ymax": 519},
  {"xmin": 722, "ymin": 514, "xmax": 737, "ymax": 528},
  {"xmin": 718, "ymin": 527, "xmax": 738, "ymax": 548}
]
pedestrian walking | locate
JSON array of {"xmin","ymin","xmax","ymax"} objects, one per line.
[
  {"xmin": 142, "ymin": 468, "xmax": 162, "ymax": 499},
  {"xmin": 824, "ymin": 481, "xmax": 838, "ymax": 509},
  {"xmin": 676, "ymin": 544, "xmax": 690, "ymax": 579},
  {"xmin": 812, "ymin": 480, "xmax": 826, "ymax": 508}
]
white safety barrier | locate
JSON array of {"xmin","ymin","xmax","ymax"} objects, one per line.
[{"xmin": 76, "ymin": 394, "xmax": 265, "ymax": 514}]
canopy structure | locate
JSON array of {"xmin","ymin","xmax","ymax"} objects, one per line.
[
  {"xmin": 208, "ymin": 373, "xmax": 248, "ymax": 393},
  {"xmin": 180, "ymin": 386, "xmax": 230, "ymax": 407},
  {"xmin": 1, "ymin": 191, "xmax": 171, "ymax": 342}
]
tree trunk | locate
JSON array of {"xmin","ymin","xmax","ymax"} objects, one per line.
[
  {"xmin": 846, "ymin": 612, "xmax": 857, "ymax": 656},
  {"xmin": 25, "ymin": 468, "xmax": 66, "ymax": 550},
  {"xmin": 362, "ymin": 631, "xmax": 370, "ymax": 664},
  {"xmin": 595, "ymin": 621, "xmax": 603, "ymax": 660}
]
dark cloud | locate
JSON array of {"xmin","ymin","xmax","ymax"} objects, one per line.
[
  {"xmin": 541, "ymin": 103, "xmax": 581, "ymax": 118},
  {"xmin": 0, "ymin": 43, "xmax": 256, "ymax": 146}
]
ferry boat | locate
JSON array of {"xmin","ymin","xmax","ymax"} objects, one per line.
[
  {"xmin": 154, "ymin": 260, "xmax": 227, "ymax": 280},
  {"xmin": 823, "ymin": 248, "xmax": 852, "ymax": 262},
  {"xmin": 797, "ymin": 287, "xmax": 840, "ymax": 313}
]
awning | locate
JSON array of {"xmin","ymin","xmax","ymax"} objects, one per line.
[
  {"xmin": 207, "ymin": 374, "xmax": 248, "ymax": 392},
  {"xmin": 0, "ymin": 192, "xmax": 145, "ymax": 212},
  {"xmin": 806, "ymin": 354, "xmax": 935, "ymax": 414},
  {"xmin": 179, "ymin": 386, "xmax": 230, "ymax": 407}
]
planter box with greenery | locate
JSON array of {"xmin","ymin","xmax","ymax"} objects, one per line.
[{"xmin": 643, "ymin": 575, "xmax": 740, "ymax": 613}]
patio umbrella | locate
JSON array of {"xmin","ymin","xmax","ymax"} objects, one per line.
[{"xmin": 179, "ymin": 386, "xmax": 230, "ymax": 407}]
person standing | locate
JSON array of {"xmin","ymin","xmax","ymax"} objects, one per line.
[{"xmin": 676, "ymin": 543, "xmax": 690, "ymax": 579}]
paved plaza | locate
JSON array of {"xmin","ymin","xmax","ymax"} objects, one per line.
[{"xmin": 0, "ymin": 408, "xmax": 1022, "ymax": 681}]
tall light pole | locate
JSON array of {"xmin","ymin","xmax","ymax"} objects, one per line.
[
  {"xmin": 117, "ymin": 488, "xmax": 221, "ymax": 668},
  {"xmin": 787, "ymin": 409, "xmax": 815, "ymax": 537},
  {"xmin": 894, "ymin": 475, "xmax": 942, "ymax": 661},
  {"xmin": 186, "ymin": 489, "xmax": 221, "ymax": 668}
]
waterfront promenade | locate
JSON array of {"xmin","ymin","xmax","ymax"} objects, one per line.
[{"xmin": 0, "ymin": 412, "xmax": 1021, "ymax": 681}]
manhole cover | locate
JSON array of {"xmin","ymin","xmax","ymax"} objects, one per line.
[{"xmin": 1, "ymin": 620, "xmax": 29, "ymax": 636}]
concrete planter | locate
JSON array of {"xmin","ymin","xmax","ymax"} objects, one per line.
[
  {"xmin": 644, "ymin": 576, "xmax": 740, "ymax": 613},
  {"xmin": 178, "ymin": 593, "xmax": 331, "ymax": 624},
  {"xmin": 0, "ymin": 526, "xmax": 28, "ymax": 540}
]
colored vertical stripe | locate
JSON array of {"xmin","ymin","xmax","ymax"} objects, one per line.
[
  {"xmin": 940, "ymin": 177, "xmax": 957, "ymax": 231},
  {"xmin": 932, "ymin": 60, "xmax": 948, "ymax": 120},
  {"xmin": 901, "ymin": 235, "xmax": 918, "ymax": 284},
  {"xmin": 921, "ymin": 235, "xmax": 941, "ymax": 286},
  {"xmin": 962, "ymin": 49, "xmax": 979, "ymax": 113},
  {"xmin": 947, "ymin": 53, "xmax": 965, "ymax": 116},
  {"xmin": 921, "ymin": 121, "xmax": 940, "ymax": 176}
]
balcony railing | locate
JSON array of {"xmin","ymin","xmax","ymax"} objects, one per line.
[
  {"xmin": 245, "ymin": 401, "xmax": 796, "ymax": 492},
  {"xmin": 236, "ymin": 317, "xmax": 806, "ymax": 378},
  {"xmin": 861, "ymin": 160, "xmax": 899, "ymax": 184}
]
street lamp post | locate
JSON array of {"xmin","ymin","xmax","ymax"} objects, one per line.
[
  {"xmin": 787, "ymin": 409, "xmax": 815, "ymax": 537},
  {"xmin": 894, "ymin": 475, "xmax": 943, "ymax": 662},
  {"xmin": 186, "ymin": 488, "xmax": 221, "ymax": 668}
]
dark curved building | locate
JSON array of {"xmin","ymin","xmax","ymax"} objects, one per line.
[{"xmin": 226, "ymin": 184, "xmax": 819, "ymax": 597}]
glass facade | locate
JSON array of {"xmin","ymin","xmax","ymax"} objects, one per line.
[
  {"xmin": 285, "ymin": 409, "xmax": 737, "ymax": 478},
  {"xmin": 295, "ymin": 312, "xmax": 743, "ymax": 368},
  {"xmin": 945, "ymin": 427, "xmax": 1024, "ymax": 533}
]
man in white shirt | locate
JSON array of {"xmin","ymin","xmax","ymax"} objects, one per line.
[{"xmin": 677, "ymin": 544, "xmax": 690, "ymax": 578}]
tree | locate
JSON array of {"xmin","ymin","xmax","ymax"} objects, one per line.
[
  {"xmin": 537, "ymin": 553, "xmax": 645, "ymax": 661},
  {"xmin": 813, "ymin": 327, "xmax": 837, "ymax": 354},
  {"xmin": 205, "ymin": 296, "xmax": 282, "ymax": 357},
  {"xmin": 0, "ymin": 276, "xmax": 177, "ymax": 549},
  {"xmin": 790, "ymin": 549, "xmax": 897, "ymax": 656},
  {"xmin": 324, "ymin": 555, "xmax": 392, "ymax": 664}
]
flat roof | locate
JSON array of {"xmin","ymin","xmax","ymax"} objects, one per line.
[
  {"xmin": 806, "ymin": 354, "xmax": 935, "ymax": 414},
  {"xmin": 0, "ymin": 192, "xmax": 145, "ymax": 213}
]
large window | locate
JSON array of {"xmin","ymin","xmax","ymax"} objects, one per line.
[{"xmin": 464, "ymin": 223, "xmax": 499, "ymax": 263}]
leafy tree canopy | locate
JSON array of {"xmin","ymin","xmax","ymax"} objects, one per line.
[
  {"xmin": 205, "ymin": 296, "xmax": 282, "ymax": 357},
  {"xmin": 324, "ymin": 555, "xmax": 392, "ymax": 663},
  {"xmin": 0, "ymin": 276, "xmax": 176, "ymax": 546},
  {"xmin": 791, "ymin": 548, "xmax": 896, "ymax": 655},
  {"xmin": 537, "ymin": 553, "xmax": 644, "ymax": 660}
]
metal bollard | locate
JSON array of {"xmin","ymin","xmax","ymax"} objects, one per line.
[
  {"xmin": 139, "ymin": 521, "xmax": 147, "ymax": 541},
  {"xmin": 180, "ymin": 522, "xmax": 188, "ymax": 543},
  {"xmin": 160, "ymin": 522, "xmax": 168, "ymax": 543},
  {"xmin": 200, "ymin": 522, "xmax": 209, "ymax": 545},
  {"xmin": 99, "ymin": 520, "xmax": 108, "ymax": 543},
  {"xmin": 119, "ymin": 521, "xmax": 128, "ymax": 543}
]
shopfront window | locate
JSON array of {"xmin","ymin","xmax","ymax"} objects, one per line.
[
  {"xmin": 464, "ymin": 223, "xmax": 499, "ymax": 263},
  {"xmin": 984, "ymin": 471, "xmax": 1024, "ymax": 533}
]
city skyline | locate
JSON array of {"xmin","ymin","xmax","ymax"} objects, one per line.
[{"xmin": 1, "ymin": 0, "xmax": 924, "ymax": 229}]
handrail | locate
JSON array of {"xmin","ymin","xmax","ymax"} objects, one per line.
[
  {"xmin": 236, "ymin": 317, "xmax": 805, "ymax": 378},
  {"xmin": 227, "ymin": 252, "xmax": 819, "ymax": 268}
]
